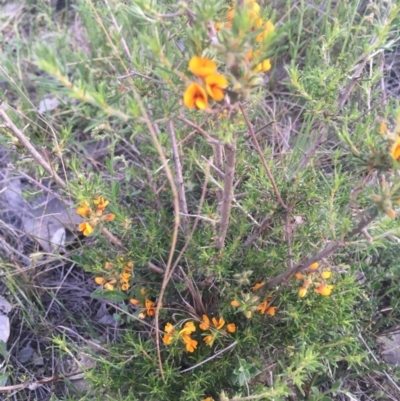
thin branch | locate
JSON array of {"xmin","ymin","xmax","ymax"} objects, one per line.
[
  {"xmin": 266, "ymin": 208, "xmax": 378, "ymax": 289},
  {"xmin": 239, "ymin": 103, "xmax": 286, "ymax": 210},
  {"xmin": 217, "ymin": 137, "xmax": 237, "ymax": 250},
  {"xmin": 167, "ymin": 119, "xmax": 188, "ymax": 233}
]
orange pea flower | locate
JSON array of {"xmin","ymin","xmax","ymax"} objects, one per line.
[
  {"xmin": 179, "ymin": 321, "xmax": 196, "ymax": 336},
  {"xmin": 163, "ymin": 322, "xmax": 175, "ymax": 345},
  {"xmin": 315, "ymin": 284, "xmax": 334, "ymax": 296},
  {"xmin": 308, "ymin": 262, "xmax": 319, "ymax": 270},
  {"xmin": 76, "ymin": 202, "xmax": 91, "ymax": 218},
  {"xmin": 199, "ymin": 315, "xmax": 211, "ymax": 331},
  {"xmin": 129, "ymin": 298, "xmax": 140, "ymax": 306},
  {"xmin": 298, "ymin": 287, "xmax": 308, "ymax": 298},
  {"xmin": 94, "ymin": 276, "xmax": 105, "ymax": 285},
  {"xmin": 227, "ymin": 323, "xmax": 236, "ymax": 333},
  {"xmin": 295, "ymin": 273, "xmax": 304, "ymax": 280},
  {"xmin": 256, "ymin": 300, "xmax": 267, "ymax": 314},
  {"xmin": 266, "ymin": 306, "xmax": 277, "ymax": 316},
  {"xmin": 188, "ymin": 56, "xmax": 217, "ymax": 78},
  {"xmin": 104, "ymin": 282, "xmax": 114, "ymax": 291},
  {"xmin": 102, "ymin": 213, "xmax": 115, "ymax": 221},
  {"xmin": 183, "ymin": 83, "xmax": 208, "ymax": 110},
  {"xmin": 391, "ymin": 137, "xmax": 400, "ymax": 160},
  {"xmin": 205, "ymin": 74, "xmax": 228, "ymax": 101},
  {"xmin": 212, "ymin": 317, "xmax": 225, "ymax": 329},
  {"xmin": 181, "ymin": 335, "xmax": 198, "ymax": 352},
  {"xmin": 254, "ymin": 59, "xmax": 271, "ymax": 73},
  {"xmin": 145, "ymin": 299, "xmax": 156, "ymax": 316},
  {"xmin": 321, "ymin": 271, "xmax": 331, "ymax": 279},
  {"xmin": 78, "ymin": 222, "xmax": 94, "ymax": 236},
  {"xmin": 204, "ymin": 334, "xmax": 214, "ymax": 346},
  {"xmin": 93, "ymin": 196, "xmax": 109, "ymax": 213},
  {"xmin": 231, "ymin": 300, "xmax": 240, "ymax": 307},
  {"xmin": 256, "ymin": 20, "xmax": 275, "ymax": 43}
]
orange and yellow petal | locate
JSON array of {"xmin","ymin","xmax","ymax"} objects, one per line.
[
  {"xmin": 94, "ymin": 276, "xmax": 105, "ymax": 285},
  {"xmin": 164, "ymin": 322, "xmax": 175, "ymax": 335},
  {"xmin": 390, "ymin": 137, "xmax": 400, "ymax": 160},
  {"xmin": 205, "ymin": 74, "xmax": 228, "ymax": 101},
  {"xmin": 179, "ymin": 321, "xmax": 196, "ymax": 336},
  {"xmin": 212, "ymin": 317, "xmax": 225, "ymax": 329},
  {"xmin": 315, "ymin": 284, "xmax": 334, "ymax": 296},
  {"xmin": 102, "ymin": 213, "xmax": 115, "ymax": 222},
  {"xmin": 295, "ymin": 273, "xmax": 304, "ymax": 280},
  {"xmin": 163, "ymin": 334, "xmax": 173, "ymax": 345},
  {"xmin": 182, "ymin": 335, "xmax": 198, "ymax": 352},
  {"xmin": 104, "ymin": 282, "xmax": 114, "ymax": 291},
  {"xmin": 231, "ymin": 300, "xmax": 240, "ymax": 307},
  {"xmin": 129, "ymin": 298, "xmax": 140, "ymax": 306},
  {"xmin": 251, "ymin": 282, "xmax": 265, "ymax": 291},
  {"xmin": 199, "ymin": 315, "xmax": 211, "ymax": 331},
  {"xmin": 183, "ymin": 83, "xmax": 208, "ymax": 110},
  {"xmin": 256, "ymin": 301, "xmax": 267, "ymax": 314},
  {"xmin": 266, "ymin": 306, "xmax": 277, "ymax": 316},
  {"xmin": 227, "ymin": 323, "xmax": 236, "ymax": 333},
  {"xmin": 121, "ymin": 283, "xmax": 130, "ymax": 291},
  {"xmin": 140, "ymin": 287, "xmax": 147, "ymax": 295},
  {"xmin": 93, "ymin": 196, "xmax": 109, "ymax": 212},
  {"xmin": 256, "ymin": 20, "xmax": 275, "ymax": 43},
  {"xmin": 78, "ymin": 222, "xmax": 94, "ymax": 236},
  {"xmin": 145, "ymin": 299, "xmax": 156, "ymax": 316},
  {"xmin": 188, "ymin": 56, "xmax": 217, "ymax": 78},
  {"xmin": 298, "ymin": 287, "xmax": 308, "ymax": 298},
  {"xmin": 321, "ymin": 271, "xmax": 331, "ymax": 279},
  {"xmin": 308, "ymin": 262, "xmax": 319, "ymax": 270},
  {"xmin": 76, "ymin": 206, "xmax": 91, "ymax": 218}
]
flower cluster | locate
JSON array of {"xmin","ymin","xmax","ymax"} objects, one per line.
[
  {"xmin": 231, "ymin": 282, "xmax": 277, "ymax": 318},
  {"xmin": 220, "ymin": 0, "xmax": 275, "ymax": 73},
  {"xmin": 183, "ymin": 56, "xmax": 228, "ymax": 110},
  {"xmin": 76, "ymin": 196, "xmax": 115, "ymax": 236},
  {"xmin": 199, "ymin": 315, "xmax": 236, "ymax": 347},
  {"xmin": 295, "ymin": 262, "xmax": 334, "ymax": 297},
  {"xmin": 94, "ymin": 259, "xmax": 133, "ymax": 291},
  {"xmin": 162, "ymin": 321, "xmax": 198, "ymax": 353},
  {"xmin": 129, "ymin": 288, "xmax": 156, "ymax": 319}
]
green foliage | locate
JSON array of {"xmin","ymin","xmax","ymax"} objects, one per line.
[{"xmin": 1, "ymin": 0, "xmax": 400, "ymax": 400}]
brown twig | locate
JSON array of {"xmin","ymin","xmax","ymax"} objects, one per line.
[
  {"xmin": 167, "ymin": 119, "xmax": 188, "ymax": 233},
  {"xmin": 239, "ymin": 103, "xmax": 286, "ymax": 210},
  {"xmin": 217, "ymin": 137, "xmax": 237, "ymax": 250},
  {"xmin": 266, "ymin": 207, "xmax": 378, "ymax": 289}
]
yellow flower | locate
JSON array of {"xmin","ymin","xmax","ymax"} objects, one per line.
[
  {"xmin": 315, "ymin": 284, "xmax": 334, "ymax": 296},
  {"xmin": 145, "ymin": 299, "xmax": 156, "ymax": 316},
  {"xmin": 181, "ymin": 335, "xmax": 198, "ymax": 352},
  {"xmin": 256, "ymin": 20, "xmax": 275, "ymax": 43},
  {"xmin": 251, "ymin": 282, "xmax": 265, "ymax": 291},
  {"xmin": 298, "ymin": 287, "xmax": 308, "ymax": 298},
  {"xmin": 120, "ymin": 272, "xmax": 131, "ymax": 282},
  {"xmin": 188, "ymin": 56, "xmax": 217, "ymax": 78},
  {"xmin": 121, "ymin": 283, "xmax": 130, "ymax": 291},
  {"xmin": 212, "ymin": 317, "xmax": 225, "ymax": 329},
  {"xmin": 231, "ymin": 300, "xmax": 240, "ymax": 307},
  {"xmin": 179, "ymin": 321, "xmax": 196, "ymax": 336},
  {"xmin": 308, "ymin": 262, "xmax": 319, "ymax": 270},
  {"xmin": 255, "ymin": 59, "xmax": 271, "ymax": 73},
  {"xmin": 93, "ymin": 196, "xmax": 109, "ymax": 212},
  {"xmin": 94, "ymin": 276, "xmax": 105, "ymax": 285},
  {"xmin": 266, "ymin": 306, "xmax": 277, "ymax": 316},
  {"xmin": 227, "ymin": 323, "xmax": 236, "ymax": 333},
  {"xmin": 321, "ymin": 271, "xmax": 331, "ymax": 279},
  {"xmin": 199, "ymin": 315, "xmax": 211, "ymax": 331},
  {"xmin": 129, "ymin": 298, "xmax": 140, "ymax": 306},
  {"xmin": 183, "ymin": 83, "xmax": 208, "ymax": 110},
  {"xmin": 76, "ymin": 202, "xmax": 91, "ymax": 218},
  {"xmin": 205, "ymin": 73, "xmax": 228, "ymax": 101},
  {"xmin": 390, "ymin": 137, "xmax": 400, "ymax": 160},
  {"xmin": 78, "ymin": 222, "xmax": 94, "ymax": 236}
]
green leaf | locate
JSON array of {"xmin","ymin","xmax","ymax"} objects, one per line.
[{"xmin": 91, "ymin": 289, "xmax": 129, "ymax": 302}]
